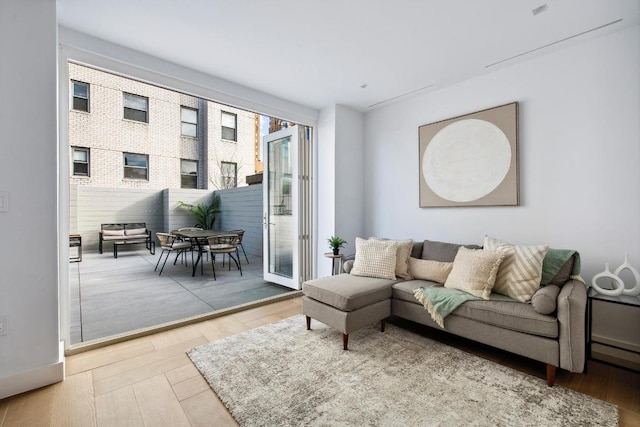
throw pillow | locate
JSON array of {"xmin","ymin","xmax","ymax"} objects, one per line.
[
  {"xmin": 371, "ymin": 237, "xmax": 414, "ymax": 280},
  {"xmin": 483, "ymin": 235, "xmax": 549, "ymax": 303},
  {"xmin": 531, "ymin": 285, "xmax": 561, "ymax": 314},
  {"xmin": 351, "ymin": 237, "xmax": 398, "ymax": 280},
  {"xmin": 125, "ymin": 227, "xmax": 147, "ymax": 236},
  {"xmin": 102, "ymin": 229, "xmax": 125, "ymax": 236},
  {"xmin": 444, "ymin": 247, "xmax": 504, "ymax": 299},
  {"xmin": 409, "ymin": 257, "xmax": 453, "ymax": 284}
]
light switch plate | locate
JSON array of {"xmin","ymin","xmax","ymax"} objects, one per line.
[{"xmin": 0, "ymin": 191, "xmax": 8, "ymax": 212}]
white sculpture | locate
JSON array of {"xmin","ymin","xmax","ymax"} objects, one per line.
[
  {"xmin": 591, "ymin": 263, "xmax": 625, "ymax": 296},
  {"xmin": 614, "ymin": 253, "xmax": 640, "ymax": 297}
]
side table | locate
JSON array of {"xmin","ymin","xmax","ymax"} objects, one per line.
[
  {"xmin": 324, "ymin": 253, "xmax": 344, "ymax": 276},
  {"xmin": 587, "ymin": 287, "xmax": 640, "ymax": 372}
]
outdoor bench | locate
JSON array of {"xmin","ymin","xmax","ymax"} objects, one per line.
[{"xmin": 99, "ymin": 223, "xmax": 155, "ymax": 258}]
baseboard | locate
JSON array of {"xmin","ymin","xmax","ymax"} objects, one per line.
[
  {"xmin": 591, "ymin": 334, "xmax": 640, "ymax": 371},
  {"xmin": 0, "ymin": 341, "xmax": 65, "ymax": 399}
]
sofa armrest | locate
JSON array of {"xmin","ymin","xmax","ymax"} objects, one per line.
[
  {"xmin": 342, "ymin": 254, "xmax": 355, "ymax": 273},
  {"xmin": 556, "ymin": 279, "xmax": 587, "ymax": 373}
]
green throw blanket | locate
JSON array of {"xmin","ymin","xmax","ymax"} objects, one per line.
[
  {"xmin": 414, "ymin": 287, "xmax": 515, "ymax": 328},
  {"xmin": 541, "ymin": 249, "xmax": 584, "ymax": 284}
]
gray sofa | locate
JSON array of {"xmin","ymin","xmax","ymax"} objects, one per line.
[{"xmin": 302, "ymin": 239, "xmax": 586, "ymax": 386}]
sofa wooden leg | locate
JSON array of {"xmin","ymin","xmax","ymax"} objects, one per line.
[
  {"xmin": 546, "ymin": 364, "xmax": 556, "ymax": 387},
  {"xmin": 380, "ymin": 319, "xmax": 386, "ymax": 332},
  {"xmin": 343, "ymin": 334, "xmax": 349, "ymax": 350},
  {"xmin": 305, "ymin": 316, "xmax": 311, "ymax": 330}
]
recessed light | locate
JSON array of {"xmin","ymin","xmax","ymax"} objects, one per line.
[{"xmin": 532, "ymin": 4, "xmax": 548, "ymax": 16}]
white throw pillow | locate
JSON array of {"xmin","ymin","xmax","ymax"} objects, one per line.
[
  {"xmin": 351, "ymin": 237, "xmax": 398, "ymax": 280},
  {"xmin": 444, "ymin": 247, "xmax": 504, "ymax": 299},
  {"xmin": 483, "ymin": 235, "xmax": 549, "ymax": 303}
]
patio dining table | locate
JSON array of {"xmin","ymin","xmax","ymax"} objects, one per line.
[{"xmin": 172, "ymin": 229, "xmax": 239, "ymax": 277}]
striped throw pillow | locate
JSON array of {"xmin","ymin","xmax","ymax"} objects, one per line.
[
  {"xmin": 351, "ymin": 237, "xmax": 398, "ymax": 280},
  {"xmin": 484, "ymin": 236, "xmax": 549, "ymax": 302}
]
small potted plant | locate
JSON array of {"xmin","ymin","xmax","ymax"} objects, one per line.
[{"xmin": 328, "ymin": 236, "xmax": 347, "ymax": 255}]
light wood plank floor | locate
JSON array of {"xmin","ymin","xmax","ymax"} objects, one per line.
[{"xmin": 1, "ymin": 297, "xmax": 638, "ymax": 426}]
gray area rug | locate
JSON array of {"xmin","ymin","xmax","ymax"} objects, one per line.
[{"xmin": 188, "ymin": 315, "xmax": 617, "ymax": 426}]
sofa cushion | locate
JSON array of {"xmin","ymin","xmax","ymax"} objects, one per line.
[
  {"xmin": 125, "ymin": 227, "xmax": 147, "ymax": 236},
  {"xmin": 531, "ymin": 285, "xmax": 561, "ymax": 314},
  {"xmin": 351, "ymin": 237, "xmax": 398, "ymax": 280},
  {"xmin": 483, "ymin": 236, "xmax": 549, "ymax": 303},
  {"xmin": 421, "ymin": 240, "xmax": 481, "ymax": 262},
  {"xmin": 392, "ymin": 281, "xmax": 558, "ymax": 338},
  {"xmin": 102, "ymin": 229, "xmax": 125, "ymax": 237},
  {"xmin": 303, "ymin": 274, "xmax": 396, "ymax": 312},
  {"xmin": 409, "ymin": 258, "xmax": 453, "ymax": 284},
  {"xmin": 444, "ymin": 248, "xmax": 504, "ymax": 299}
]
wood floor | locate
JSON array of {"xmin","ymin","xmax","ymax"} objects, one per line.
[{"xmin": 1, "ymin": 297, "xmax": 638, "ymax": 426}]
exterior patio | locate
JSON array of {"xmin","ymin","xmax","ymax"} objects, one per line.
[{"xmin": 69, "ymin": 246, "xmax": 294, "ymax": 346}]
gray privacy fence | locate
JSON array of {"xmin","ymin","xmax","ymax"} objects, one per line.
[{"xmin": 70, "ymin": 184, "xmax": 263, "ymax": 255}]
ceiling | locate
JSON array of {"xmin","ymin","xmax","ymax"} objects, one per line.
[{"xmin": 57, "ymin": 0, "xmax": 639, "ymax": 112}]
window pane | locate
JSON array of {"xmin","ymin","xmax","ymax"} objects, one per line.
[
  {"xmin": 181, "ymin": 160, "xmax": 198, "ymax": 175},
  {"xmin": 124, "ymin": 108, "xmax": 148, "ymax": 122},
  {"xmin": 124, "ymin": 93, "xmax": 148, "ymax": 111},
  {"xmin": 221, "ymin": 112, "xmax": 236, "ymax": 128},
  {"xmin": 181, "ymin": 123, "xmax": 197, "ymax": 137},
  {"xmin": 181, "ymin": 108, "xmax": 197, "ymax": 124},
  {"xmin": 181, "ymin": 175, "xmax": 197, "ymax": 189},
  {"xmin": 74, "ymin": 163, "xmax": 89, "ymax": 175},
  {"xmin": 124, "ymin": 153, "xmax": 147, "ymax": 167},
  {"xmin": 221, "ymin": 127, "xmax": 236, "ymax": 141},
  {"xmin": 73, "ymin": 149, "xmax": 88, "ymax": 162},
  {"xmin": 124, "ymin": 167, "xmax": 148, "ymax": 180},
  {"xmin": 73, "ymin": 98, "xmax": 88, "ymax": 112},
  {"xmin": 73, "ymin": 82, "xmax": 88, "ymax": 98}
]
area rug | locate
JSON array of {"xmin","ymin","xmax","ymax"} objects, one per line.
[{"xmin": 187, "ymin": 315, "xmax": 617, "ymax": 426}]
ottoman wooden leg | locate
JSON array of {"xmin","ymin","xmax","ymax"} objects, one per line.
[
  {"xmin": 306, "ymin": 315, "xmax": 311, "ymax": 330},
  {"xmin": 343, "ymin": 334, "xmax": 349, "ymax": 350},
  {"xmin": 380, "ymin": 319, "xmax": 386, "ymax": 332}
]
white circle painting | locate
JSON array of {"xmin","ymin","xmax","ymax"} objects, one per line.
[{"xmin": 422, "ymin": 119, "xmax": 511, "ymax": 202}]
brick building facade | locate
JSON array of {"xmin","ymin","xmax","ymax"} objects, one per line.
[{"xmin": 68, "ymin": 63, "xmax": 257, "ymax": 190}]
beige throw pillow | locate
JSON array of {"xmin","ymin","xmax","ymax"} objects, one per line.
[
  {"xmin": 351, "ymin": 237, "xmax": 398, "ymax": 280},
  {"xmin": 483, "ymin": 236, "xmax": 549, "ymax": 303},
  {"xmin": 444, "ymin": 247, "xmax": 504, "ymax": 299},
  {"xmin": 409, "ymin": 257, "xmax": 453, "ymax": 284},
  {"xmin": 371, "ymin": 238, "xmax": 413, "ymax": 280}
]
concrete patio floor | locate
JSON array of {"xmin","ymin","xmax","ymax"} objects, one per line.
[{"xmin": 69, "ymin": 247, "xmax": 293, "ymax": 345}]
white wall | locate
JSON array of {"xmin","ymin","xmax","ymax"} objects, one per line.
[
  {"xmin": 317, "ymin": 105, "xmax": 365, "ymax": 276},
  {"xmin": 0, "ymin": 0, "xmax": 63, "ymax": 398},
  {"xmin": 364, "ymin": 26, "xmax": 640, "ymax": 349}
]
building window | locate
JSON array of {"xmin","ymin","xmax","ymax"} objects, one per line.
[
  {"xmin": 123, "ymin": 93, "xmax": 149, "ymax": 123},
  {"xmin": 221, "ymin": 111, "xmax": 237, "ymax": 141},
  {"xmin": 181, "ymin": 107, "xmax": 198, "ymax": 137},
  {"xmin": 221, "ymin": 161, "xmax": 237, "ymax": 189},
  {"xmin": 124, "ymin": 152, "xmax": 148, "ymax": 180},
  {"xmin": 72, "ymin": 81, "xmax": 89, "ymax": 112},
  {"xmin": 72, "ymin": 147, "xmax": 90, "ymax": 176},
  {"xmin": 181, "ymin": 159, "xmax": 198, "ymax": 189}
]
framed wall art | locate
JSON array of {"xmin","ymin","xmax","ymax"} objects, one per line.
[{"xmin": 418, "ymin": 102, "xmax": 519, "ymax": 207}]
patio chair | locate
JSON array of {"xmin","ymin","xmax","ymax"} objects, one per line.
[
  {"xmin": 177, "ymin": 227, "xmax": 207, "ymax": 261},
  {"xmin": 227, "ymin": 229, "xmax": 249, "ymax": 263},
  {"xmin": 207, "ymin": 234, "xmax": 242, "ymax": 280},
  {"xmin": 155, "ymin": 232, "xmax": 193, "ymax": 275}
]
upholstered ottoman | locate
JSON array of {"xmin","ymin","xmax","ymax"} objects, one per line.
[{"xmin": 302, "ymin": 274, "xmax": 396, "ymax": 350}]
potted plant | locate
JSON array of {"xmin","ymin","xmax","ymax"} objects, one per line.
[
  {"xmin": 328, "ymin": 236, "xmax": 347, "ymax": 255},
  {"xmin": 178, "ymin": 194, "xmax": 221, "ymax": 230}
]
